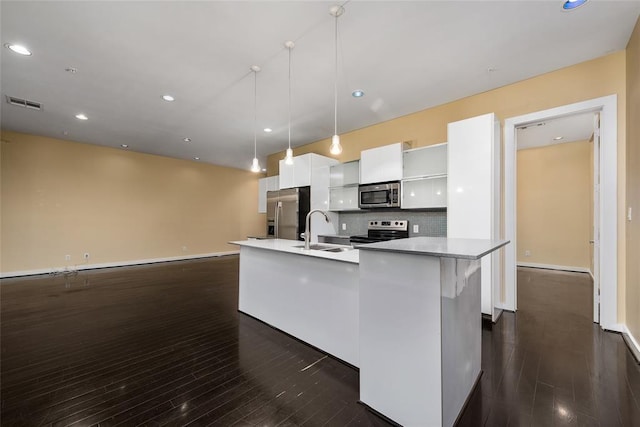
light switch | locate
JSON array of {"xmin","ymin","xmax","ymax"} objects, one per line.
[
  {"xmin": 628, "ymin": 207, "xmax": 633, "ymax": 222},
  {"xmin": 342, "ymin": 223, "xmax": 347, "ymax": 231},
  {"xmin": 413, "ymin": 224, "xmax": 419, "ymax": 233}
]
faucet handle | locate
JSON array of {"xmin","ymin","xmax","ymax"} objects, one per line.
[{"xmin": 300, "ymin": 232, "xmax": 306, "ymax": 239}]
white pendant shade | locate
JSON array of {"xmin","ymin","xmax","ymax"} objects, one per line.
[
  {"xmin": 250, "ymin": 157, "xmax": 261, "ymax": 173},
  {"xmin": 285, "ymin": 148, "xmax": 294, "ymax": 165},
  {"xmin": 330, "ymin": 134, "xmax": 342, "ymax": 155}
]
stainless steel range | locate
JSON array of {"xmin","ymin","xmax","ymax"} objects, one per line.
[{"xmin": 349, "ymin": 220, "xmax": 409, "ymax": 244}]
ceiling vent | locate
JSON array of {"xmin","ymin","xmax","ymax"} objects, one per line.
[{"xmin": 5, "ymin": 95, "xmax": 42, "ymax": 111}]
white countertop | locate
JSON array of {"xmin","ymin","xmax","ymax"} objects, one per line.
[
  {"xmin": 355, "ymin": 237, "xmax": 509, "ymax": 259},
  {"xmin": 230, "ymin": 239, "xmax": 359, "ymax": 264}
]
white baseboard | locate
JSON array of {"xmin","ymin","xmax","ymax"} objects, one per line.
[
  {"xmin": 0, "ymin": 251, "xmax": 240, "ymax": 279},
  {"xmin": 621, "ymin": 325, "xmax": 640, "ymax": 363},
  {"xmin": 516, "ymin": 262, "xmax": 590, "ymax": 274}
]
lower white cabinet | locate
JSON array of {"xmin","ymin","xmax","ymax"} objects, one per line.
[
  {"xmin": 402, "ymin": 176, "xmax": 447, "ymax": 209},
  {"xmin": 329, "ymin": 186, "xmax": 359, "ymax": 211}
]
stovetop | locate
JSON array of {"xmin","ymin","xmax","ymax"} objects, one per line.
[{"xmin": 350, "ymin": 220, "xmax": 409, "ymax": 244}]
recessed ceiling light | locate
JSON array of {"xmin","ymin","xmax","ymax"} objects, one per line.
[
  {"xmin": 553, "ymin": 136, "xmax": 564, "ymax": 141},
  {"xmin": 75, "ymin": 113, "xmax": 88, "ymax": 120},
  {"xmin": 162, "ymin": 95, "xmax": 175, "ymax": 102},
  {"xmin": 183, "ymin": 137, "xmax": 191, "ymax": 142},
  {"xmin": 4, "ymin": 43, "xmax": 31, "ymax": 56},
  {"xmin": 352, "ymin": 90, "xmax": 365, "ymax": 98},
  {"xmin": 563, "ymin": 0, "xmax": 588, "ymax": 10},
  {"xmin": 194, "ymin": 157, "xmax": 200, "ymax": 160},
  {"xmin": 263, "ymin": 128, "xmax": 272, "ymax": 133},
  {"xmin": 121, "ymin": 144, "xmax": 129, "ymax": 148},
  {"xmin": 262, "ymin": 168, "xmax": 267, "ymax": 172}
]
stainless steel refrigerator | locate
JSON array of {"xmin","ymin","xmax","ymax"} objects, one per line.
[{"xmin": 266, "ymin": 186, "xmax": 310, "ymax": 240}]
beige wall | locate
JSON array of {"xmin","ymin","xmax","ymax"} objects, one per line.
[
  {"xmin": 269, "ymin": 51, "xmax": 628, "ymax": 321},
  {"xmin": 626, "ymin": 19, "xmax": 640, "ymax": 340},
  {"xmin": 517, "ymin": 141, "xmax": 592, "ymax": 269},
  {"xmin": 0, "ymin": 131, "xmax": 265, "ymax": 274}
]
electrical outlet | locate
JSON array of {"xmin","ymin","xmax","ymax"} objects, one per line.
[
  {"xmin": 413, "ymin": 224, "xmax": 419, "ymax": 233},
  {"xmin": 65, "ymin": 254, "xmax": 71, "ymax": 261},
  {"xmin": 341, "ymin": 223, "xmax": 346, "ymax": 231},
  {"xmin": 83, "ymin": 253, "xmax": 90, "ymax": 260},
  {"xmin": 524, "ymin": 250, "xmax": 531, "ymax": 257}
]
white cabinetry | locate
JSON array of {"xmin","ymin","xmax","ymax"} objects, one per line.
[
  {"xmin": 360, "ymin": 142, "xmax": 405, "ymax": 184},
  {"xmin": 258, "ymin": 175, "xmax": 279, "ymax": 213},
  {"xmin": 279, "ymin": 153, "xmax": 321, "ymax": 189},
  {"xmin": 279, "ymin": 153, "xmax": 339, "ymax": 239},
  {"xmin": 447, "ymin": 113, "xmax": 501, "ymax": 318},
  {"xmin": 401, "ymin": 143, "xmax": 447, "ymax": 209},
  {"xmin": 329, "ymin": 160, "xmax": 360, "ymax": 211}
]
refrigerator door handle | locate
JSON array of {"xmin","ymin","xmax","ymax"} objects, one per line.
[{"xmin": 275, "ymin": 201, "xmax": 281, "ymax": 238}]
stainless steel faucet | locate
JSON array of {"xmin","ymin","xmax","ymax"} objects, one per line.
[{"xmin": 304, "ymin": 209, "xmax": 330, "ymax": 250}]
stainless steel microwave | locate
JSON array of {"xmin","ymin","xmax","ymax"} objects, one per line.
[{"xmin": 358, "ymin": 182, "xmax": 401, "ymax": 208}]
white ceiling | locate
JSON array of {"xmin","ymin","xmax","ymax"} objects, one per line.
[
  {"xmin": 1, "ymin": 1, "xmax": 639, "ymax": 171},
  {"xmin": 516, "ymin": 112, "xmax": 595, "ymax": 150}
]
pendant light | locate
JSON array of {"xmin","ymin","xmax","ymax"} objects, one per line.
[
  {"xmin": 329, "ymin": 5, "xmax": 344, "ymax": 156},
  {"xmin": 250, "ymin": 65, "xmax": 261, "ymax": 173},
  {"xmin": 284, "ymin": 41, "xmax": 295, "ymax": 165}
]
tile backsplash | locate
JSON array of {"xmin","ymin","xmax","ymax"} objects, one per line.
[{"xmin": 337, "ymin": 210, "xmax": 447, "ymax": 237}]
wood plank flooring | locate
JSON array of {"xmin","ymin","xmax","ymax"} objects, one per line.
[{"xmin": 2, "ymin": 258, "xmax": 640, "ymax": 426}]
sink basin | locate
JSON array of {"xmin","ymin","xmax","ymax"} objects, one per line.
[
  {"xmin": 294, "ymin": 244, "xmax": 353, "ymax": 252},
  {"xmin": 322, "ymin": 247, "xmax": 352, "ymax": 253}
]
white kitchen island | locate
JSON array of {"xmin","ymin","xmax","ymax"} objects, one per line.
[
  {"xmin": 231, "ymin": 236, "xmax": 507, "ymax": 427},
  {"xmin": 230, "ymin": 239, "xmax": 360, "ymax": 367},
  {"xmin": 357, "ymin": 237, "xmax": 508, "ymax": 427}
]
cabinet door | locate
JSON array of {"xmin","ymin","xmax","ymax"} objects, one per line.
[
  {"xmin": 258, "ymin": 177, "xmax": 268, "ymax": 213},
  {"xmin": 402, "ymin": 177, "xmax": 447, "ymax": 209},
  {"xmin": 330, "ymin": 160, "xmax": 360, "ymax": 187},
  {"xmin": 447, "ymin": 113, "xmax": 500, "ymax": 317},
  {"xmin": 403, "ymin": 143, "xmax": 447, "ymax": 179},
  {"xmin": 329, "ymin": 186, "xmax": 360, "ymax": 211},
  {"xmin": 293, "ymin": 155, "xmax": 312, "ymax": 187},
  {"xmin": 279, "ymin": 159, "xmax": 295, "ymax": 189},
  {"xmin": 360, "ymin": 143, "xmax": 403, "ymax": 184},
  {"xmin": 266, "ymin": 175, "xmax": 279, "ymax": 191}
]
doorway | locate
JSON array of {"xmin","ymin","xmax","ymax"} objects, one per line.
[
  {"xmin": 515, "ymin": 112, "xmax": 596, "ymax": 319},
  {"xmin": 503, "ymin": 95, "xmax": 618, "ymax": 330}
]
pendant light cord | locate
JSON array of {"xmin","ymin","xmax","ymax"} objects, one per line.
[
  {"xmin": 288, "ymin": 45, "xmax": 292, "ymax": 151},
  {"xmin": 253, "ymin": 69, "xmax": 257, "ymax": 159},
  {"xmin": 333, "ymin": 11, "xmax": 338, "ymax": 136}
]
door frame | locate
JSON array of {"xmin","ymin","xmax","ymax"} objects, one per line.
[{"xmin": 503, "ymin": 94, "xmax": 618, "ymax": 330}]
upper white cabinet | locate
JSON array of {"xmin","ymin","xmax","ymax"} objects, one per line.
[
  {"xmin": 330, "ymin": 160, "xmax": 360, "ymax": 187},
  {"xmin": 402, "ymin": 176, "xmax": 447, "ymax": 209},
  {"xmin": 401, "ymin": 143, "xmax": 448, "ymax": 209},
  {"xmin": 279, "ymin": 153, "xmax": 336, "ymax": 189},
  {"xmin": 258, "ymin": 175, "xmax": 279, "ymax": 213},
  {"xmin": 279, "ymin": 153, "xmax": 339, "ymax": 239},
  {"xmin": 360, "ymin": 142, "xmax": 405, "ymax": 184},
  {"xmin": 402, "ymin": 143, "xmax": 447, "ymax": 179},
  {"xmin": 447, "ymin": 113, "xmax": 501, "ymax": 318},
  {"xmin": 329, "ymin": 160, "xmax": 360, "ymax": 211}
]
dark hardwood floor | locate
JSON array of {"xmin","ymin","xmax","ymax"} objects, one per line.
[{"xmin": 2, "ymin": 258, "xmax": 639, "ymax": 426}]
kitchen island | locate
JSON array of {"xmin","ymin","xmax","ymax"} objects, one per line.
[
  {"xmin": 230, "ymin": 239, "xmax": 360, "ymax": 366},
  {"xmin": 357, "ymin": 237, "xmax": 508, "ymax": 427},
  {"xmin": 231, "ymin": 236, "xmax": 507, "ymax": 427}
]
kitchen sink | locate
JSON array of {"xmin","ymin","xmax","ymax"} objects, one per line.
[
  {"xmin": 322, "ymin": 247, "xmax": 352, "ymax": 253},
  {"xmin": 294, "ymin": 244, "xmax": 353, "ymax": 252}
]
